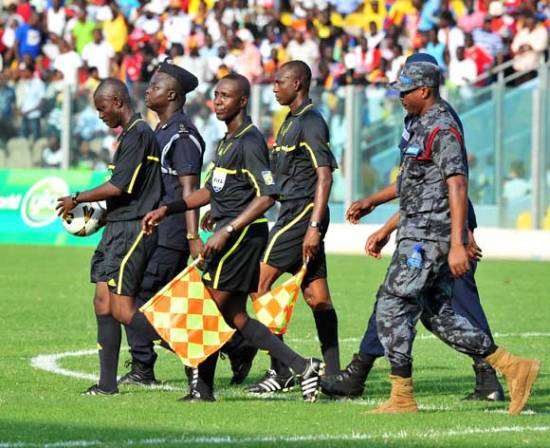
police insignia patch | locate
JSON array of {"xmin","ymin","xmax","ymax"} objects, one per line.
[{"xmin": 261, "ymin": 170, "xmax": 274, "ymax": 185}]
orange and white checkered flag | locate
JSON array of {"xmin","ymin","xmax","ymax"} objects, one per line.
[
  {"xmin": 140, "ymin": 260, "xmax": 235, "ymax": 368},
  {"xmin": 252, "ymin": 265, "xmax": 307, "ymax": 335}
]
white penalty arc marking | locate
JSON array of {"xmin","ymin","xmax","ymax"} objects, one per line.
[
  {"xmin": 31, "ymin": 332, "xmax": 550, "ymax": 384},
  {"xmin": 1, "ymin": 426, "xmax": 549, "ymax": 447}
]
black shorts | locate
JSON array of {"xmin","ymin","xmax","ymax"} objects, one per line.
[
  {"xmin": 262, "ymin": 199, "xmax": 329, "ymax": 286},
  {"xmin": 202, "ymin": 220, "xmax": 268, "ymax": 294},
  {"xmin": 90, "ymin": 220, "xmax": 157, "ymax": 297},
  {"xmin": 135, "ymin": 245, "xmax": 190, "ymax": 306}
]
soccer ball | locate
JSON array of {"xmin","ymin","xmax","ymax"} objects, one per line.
[{"xmin": 61, "ymin": 202, "xmax": 106, "ymax": 236}]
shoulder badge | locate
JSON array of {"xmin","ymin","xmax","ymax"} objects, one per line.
[{"xmin": 178, "ymin": 123, "xmax": 189, "ymax": 134}]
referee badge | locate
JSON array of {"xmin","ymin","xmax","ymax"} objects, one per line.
[
  {"xmin": 212, "ymin": 168, "xmax": 227, "ymax": 192},
  {"xmin": 261, "ymin": 170, "xmax": 274, "ymax": 186}
]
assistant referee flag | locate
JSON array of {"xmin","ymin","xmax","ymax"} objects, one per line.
[{"xmin": 140, "ymin": 260, "xmax": 235, "ymax": 368}]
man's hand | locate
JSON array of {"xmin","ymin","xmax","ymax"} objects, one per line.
[
  {"xmin": 200, "ymin": 211, "xmax": 215, "ymax": 231},
  {"xmin": 466, "ymin": 229, "xmax": 482, "ymax": 262},
  {"xmin": 302, "ymin": 227, "xmax": 321, "ymax": 262},
  {"xmin": 141, "ymin": 206, "xmax": 167, "ymax": 235},
  {"xmin": 365, "ymin": 228, "xmax": 391, "ymax": 259},
  {"xmin": 189, "ymin": 238, "xmax": 204, "ymax": 260},
  {"xmin": 448, "ymin": 244, "xmax": 470, "ymax": 278},
  {"xmin": 346, "ymin": 198, "xmax": 375, "ymax": 224},
  {"xmin": 203, "ymin": 229, "xmax": 231, "ymax": 259},
  {"xmin": 56, "ymin": 196, "xmax": 75, "ymax": 218}
]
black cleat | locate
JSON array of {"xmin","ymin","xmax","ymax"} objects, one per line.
[
  {"xmin": 298, "ymin": 358, "xmax": 324, "ymax": 402},
  {"xmin": 118, "ymin": 360, "xmax": 159, "ymax": 386},
  {"xmin": 321, "ymin": 353, "xmax": 373, "ymax": 398},
  {"xmin": 179, "ymin": 378, "xmax": 215, "ymax": 402},
  {"xmin": 463, "ymin": 362, "xmax": 505, "ymax": 401},
  {"xmin": 82, "ymin": 384, "xmax": 119, "ymax": 396},
  {"xmin": 221, "ymin": 332, "xmax": 259, "ymax": 385},
  {"xmin": 246, "ymin": 369, "xmax": 296, "ymax": 394}
]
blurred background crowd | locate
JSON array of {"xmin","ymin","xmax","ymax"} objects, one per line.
[{"xmin": 0, "ymin": 0, "xmax": 549, "ymax": 225}]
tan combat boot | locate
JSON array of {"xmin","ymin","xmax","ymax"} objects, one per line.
[
  {"xmin": 367, "ymin": 375, "xmax": 419, "ymax": 414},
  {"xmin": 485, "ymin": 347, "xmax": 540, "ymax": 416}
]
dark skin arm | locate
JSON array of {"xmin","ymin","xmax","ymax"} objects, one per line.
[
  {"xmin": 447, "ymin": 174, "xmax": 470, "ymax": 277},
  {"xmin": 56, "ymin": 182, "xmax": 122, "ymax": 217},
  {"xmin": 142, "ymin": 187, "xmax": 211, "ymax": 235},
  {"xmin": 346, "ymin": 182, "xmax": 398, "ymax": 224},
  {"xmin": 203, "ymin": 195, "xmax": 275, "ymax": 258},
  {"xmin": 365, "ymin": 212, "xmax": 399, "ymax": 258},
  {"xmin": 180, "ymin": 174, "xmax": 203, "ymax": 259},
  {"xmin": 303, "ymin": 166, "xmax": 332, "ymax": 262}
]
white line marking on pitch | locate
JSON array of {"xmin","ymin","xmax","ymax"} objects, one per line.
[
  {"xmin": 1, "ymin": 426, "xmax": 549, "ymax": 447},
  {"xmin": 30, "ymin": 332, "xmax": 549, "ymax": 386}
]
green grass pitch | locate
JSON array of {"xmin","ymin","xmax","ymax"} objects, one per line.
[{"xmin": 0, "ymin": 245, "xmax": 548, "ymax": 447}]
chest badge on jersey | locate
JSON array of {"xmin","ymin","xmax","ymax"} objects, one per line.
[
  {"xmin": 212, "ymin": 169, "xmax": 227, "ymax": 193},
  {"xmin": 261, "ymin": 170, "xmax": 274, "ymax": 185}
]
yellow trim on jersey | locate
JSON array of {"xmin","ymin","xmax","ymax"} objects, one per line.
[
  {"xmin": 204, "ymin": 162, "xmax": 215, "ymax": 183},
  {"xmin": 127, "ymin": 162, "xmax": 143, "ymax": 193},
  {"xmin": 217, "ymin": 141, "xmax": 233, "ymax": 156},
  {"xmin": 147, "ymin": 155, "xmax": 160, "ymax": 162},
  {"xmin": 242, "ymin": 169, "xmax": 260, "ymax": 196},
  {"xmin": 262, "ymin": 202, "xmax": 314, "ymax": 263},
  {"xmin": 253, "ymin": 217, "xmax": 268, "ymax": 224},
  {"xmin": 213, "ymin": 224, "xmax": 251, "ymax": 289},
  {"xmin": 235, "ymin": 123, "xmax": 254, "ymax": 138},
  {"xmin": 300, "ymin": 142, "xmax": 319, "ymax": 169},
  {"xmin": 125, "ymin": 118, "xmax": 145, "ymax": 134},
  {"xmin": 279, "ymin": 120, "xmax": 293, "ymax": 137},
  {"xmin": 295, "ymin": 104, "xmax": 314, "ymax": 116},
  {"xmin": 214, "ymin": 167, "xmax": 238, "ymax": 174},
  {"xmin": 117, "ymin": 230, "xmax": 144, "ymax": 295}
]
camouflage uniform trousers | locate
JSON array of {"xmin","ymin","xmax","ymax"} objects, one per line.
[{"xmin": 376, "ymin": 238, "xmax": 492, "ymax": 369}]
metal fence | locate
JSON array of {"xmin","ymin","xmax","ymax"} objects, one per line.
[{"xmin": 1, "ymin": 66, "xmax": 549, "ymax": 229}]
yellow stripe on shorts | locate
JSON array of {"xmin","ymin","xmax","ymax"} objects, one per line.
[
  {"xmin": 262, "ymin": 202, "xmax": 314, "ymax": 263},
  {"xmin": 117, "ymin": 230, "xmax": 144, "ymax": 295}
]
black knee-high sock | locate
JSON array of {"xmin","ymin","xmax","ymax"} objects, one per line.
[
  {"xmin": 314, "ymin": 308, "xmax": 340, "ymax": 375},
  {"xmin": 97, "ymin": 314, "xmax": 121, "ymax": 392},
  {"xmin": 127, "ymin": 312, "xmax": 162, "ymax": 343},
  {"xmin": 241, "ymin": 319, "xmax": 307, "ymax": 374},
  {"xmin": 197, "ymin": 350, "xmax": 219, "ymax": 390},
  {"xmin": 270, "ymin": 334, "xmax": 293, "ymax": 376}
]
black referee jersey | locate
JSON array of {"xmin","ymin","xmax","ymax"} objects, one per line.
[
  {"xmin": 271, "ymin": 99, "xmax": 338, "ymax": 202},
  {"xmin": 107, "ymin": 114, "xmax": 162, "ymax": 221}
]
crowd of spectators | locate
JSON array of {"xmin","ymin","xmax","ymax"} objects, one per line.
[{"xmin": 0, "ymin": 0, "xmax": 549, "ymax": 176}]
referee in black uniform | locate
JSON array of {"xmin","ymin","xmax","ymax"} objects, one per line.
[
  {"xmin": 119, "ymin": 62, "xmax": 206, "ymax": 386},
  {"xmin": 142, "ymin": 74, "xmax": 324, "ymax": 402},
  {"xmin": 56, "ymin": 78, "xmax": 162, "ymax": 395},
  {"xmin": 247, "ymin": 60, "xmax": 340, "ymax": 394}
]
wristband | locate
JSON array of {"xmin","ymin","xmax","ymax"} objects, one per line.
[
  {"xmin": 165, "ymin": 200, "xmax": 188, "ymax": 216},
  {"xmin": 187, "ymin": 233, "xmax": 200, "ymax": 240}
]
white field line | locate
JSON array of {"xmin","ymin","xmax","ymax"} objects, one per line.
[
  {"xmin": 30, "ymin": 331, "xmax": 549, "ymax": 387},
  {"xmin": 1, "ymin": 426, "xmax": 549, "ymax": 448}
]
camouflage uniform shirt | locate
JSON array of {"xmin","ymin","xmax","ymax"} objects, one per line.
[{"xmin": 396, "ymin": 101, "xmax": 468, "ymax": 243}]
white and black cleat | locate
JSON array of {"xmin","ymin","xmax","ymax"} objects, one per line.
[
  {"xmin": 299, "ymin": 358, "xmax": 324, "ymax": 403},
  {"xmin": 247, "ymin": 369, "xmax": 296, "ymax": 394}
]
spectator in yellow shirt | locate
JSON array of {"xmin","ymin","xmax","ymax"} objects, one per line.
[{"xmin": 103, "ymin": 3, "xmax": 128, "ymax": 53}]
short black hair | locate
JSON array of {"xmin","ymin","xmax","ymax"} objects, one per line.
[
  {"xmin": 280, "ymin": 60, "xmax": 312, "ymax": 90},
  {"xmin": 220, "ymin": 73, "xmax": 251, "ymax": 98},
  {"xmin": 94, "ymin": 77, "xmax": 131, "ymax": 104}
]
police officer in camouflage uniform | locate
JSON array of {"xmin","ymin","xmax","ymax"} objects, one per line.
[
  {"xmin": 321, "ymin": 53, "xmax": 504, "ymax": 402},
  {"xmin": 364, "ymin": 61, "xmax": 539, "ymax": 415}
]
